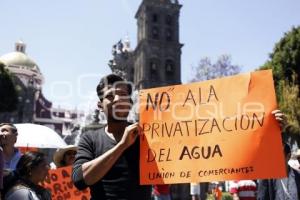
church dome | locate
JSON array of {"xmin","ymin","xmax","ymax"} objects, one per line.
[
  {"xmin": 0, "ymin": 41, "xmax": 44, "ymax": 86},
  {"xmin": 0, "ymin": 51, "xmax": 40, "ymax": 73}
]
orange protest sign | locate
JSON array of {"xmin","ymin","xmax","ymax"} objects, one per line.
[
  {"xmin": 41, "ymin": 166, "xmax": 90, "ymax": 200},
  {"xmin": 139, "ymin": 70, "xmax": 285, "ymax": 184}
]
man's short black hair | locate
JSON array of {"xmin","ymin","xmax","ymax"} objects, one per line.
[
  {"xmin": 0, "ymin": 123, "xmax": 17, "ymax": 133},
  {"xmin": 96, "ymin": 74, "xmax": 132, "ymax": 101}
]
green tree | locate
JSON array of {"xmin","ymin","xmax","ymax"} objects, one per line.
[
  {"xmin": 260, "ymin": 26, "xmax": 300, "ymax": 93},
  {"xmin": 0, "ymin": 62, "xmax": 18, "ymax": 112},
  {"xmin": 190, "ymin": 54, "xmax": 241, "ymax": 82},
  {"xmin": 260, "ymin": 26, "xmax": 300, "ymax": 143},
  {"xmin": 278, "ymin": 77, "xmax": 300, "ymax": 143}
]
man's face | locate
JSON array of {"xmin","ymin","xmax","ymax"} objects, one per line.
[
  {"xmin": 0, "ymin": 124, "xmax": 18, "ymax": 147},
  {"xmin": 98, "ymin": 83, "xmax": 132, "ymax": 122}
]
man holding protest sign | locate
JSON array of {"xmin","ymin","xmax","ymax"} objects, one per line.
[{"xmin": 72, "ymin": 74, "xmax": 151, "ymax": 200}]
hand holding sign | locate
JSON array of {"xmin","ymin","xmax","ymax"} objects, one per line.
[
  {"xmin": 120, "ymin": 123, "xmax": 140, "ymax": 149},
  {"xmin": 271, "ymin": 110, "xmax": 287, "ymax": 128}
]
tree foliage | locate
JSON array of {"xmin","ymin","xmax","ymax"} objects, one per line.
[
  {"xmin": 278, "ymin": 76, "xmax": 300, "ymax": 143},
  {"xmin": 190, "ymin": 54, "xmax": 241, "ymax": 82},
  {"xmin": 0, "ymin": 62, "xmax": 18, "ymax": 112},
  {"xmin": 261, "ymin": 26, "xmax": 300, "ymax": 92},
  {"xmin": 260, "ymin": 26, "xmax": 300, "ymax": 141}
]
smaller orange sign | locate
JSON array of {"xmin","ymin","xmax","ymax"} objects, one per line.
[{"xmin": 41, "ymin": 166, "xmax": 90, "ymax": 200}]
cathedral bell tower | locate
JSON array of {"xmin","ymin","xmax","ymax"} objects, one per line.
[{"xmin": 134, "ymin": 0, "xmax": 183, "ymax": 89}]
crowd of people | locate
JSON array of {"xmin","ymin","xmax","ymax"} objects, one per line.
[
  {"xmin": 188, "ymin": 142, "xmax": 300, "ymax": 200},
  {"xmin": 0, "ymin": 123, "xmax": 78, "ymax": 200},
  {"xmin": 0, "ymin": 73, "xmax": 300, "ymax": 200}
]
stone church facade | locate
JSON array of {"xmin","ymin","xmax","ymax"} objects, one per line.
[{"xmin": 109, "ymin": 0, "xmax": 183, "ymax": 89}]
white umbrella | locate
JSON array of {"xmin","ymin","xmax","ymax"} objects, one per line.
[{"xmin": 14, "ymin": 123, "xmax": 67, "ymax": 148}]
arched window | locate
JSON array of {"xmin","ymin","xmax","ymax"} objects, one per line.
[
  {"xmin": 150, "ymin": 59, "xmax": 160, "ymax": 79},
  {"xmin": 166, "ymin": 29, "xmax": 172, "ymax": 41},
  {"xmin": 165, "ymin": 59, "xmax": 175, "ymax": 75},
  {"xmin": 152, "ymin": 26, "xmax": 159, "ymax": 40},
  {"xmin": 152, "ymin": 13, "xmax": 158, "ymax": 23},
  {"xmin": 150, "ymin": 61, "xmax": 157, "ymax": 72},
  {"xmin": 165, "ymin": 14, "xmax": 172, "ymax": 25}
]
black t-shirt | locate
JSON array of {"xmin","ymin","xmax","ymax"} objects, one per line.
[{"xmin": 72, "ymin": 127, "xmax": 151, "ymax": 200}]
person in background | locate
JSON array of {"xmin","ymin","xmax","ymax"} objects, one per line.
[
  {"xmin": 153, "ymin": 184, "xmax": 171, "ymax": 200},
  {"xmin": 212, "ymin": 182, "xmax": 222, "ymax": 200},
  {"xmin": 170, "ymin": 183, "xmax": 191, "ymax": 200},
  {"xmin": 51, "ymin": 145, "xmax": 77, "ymax": 168},
  {"xmin": 229, "ymin": 180, "xmax": 256, "ymax": 200},
  {"xmin": 257, "ymin": 143, "xmax": 300, "ymax": 200},
  {"xmin": 5, "ymin": 151, "xmax": 51, "ymax": 200},
  {"xmin": 0, "ymin": 123, "xmax": 21, "ymax": 170},
  {"xmin": 287, "ymin": 149, "xmax": 300, "ymax": 171},
  {"xmin": 190, "ymin": 182, "xmax": 201, "ymax": 200},
  {"xmin": 0, "ymin": 146, "xmax": 4, "ymax": 200},
  {"xmin": 295, "ymin": 149, "xmax": 300, "ymax": 171}
]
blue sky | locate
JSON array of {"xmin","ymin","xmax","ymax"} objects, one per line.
[{"xmin": 1, "ymin": 0, "xmax": 299, "ymax": 111}]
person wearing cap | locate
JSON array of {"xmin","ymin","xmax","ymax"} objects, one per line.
[
  {"xmin": 72, "ymin": 74, "xmax": 151, "ymax": 200},
  {"xmin": 52, "ymin": 145, "xmax": 77, "ymax": 168},
  {"xmin": 0, "ymin": 123, "xmax": 21, "ymax": 170},
  {"xmin": 257, "ymin": 143, "xmax": 300, "ymax": 200}
]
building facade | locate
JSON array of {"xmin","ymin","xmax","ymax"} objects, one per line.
[
  {"xmin": 0, "ymin": 41, "xmax": 84, "ymax": 136},
  {"xmin": 109, "ymin": 0, "xmax": 182, "ymax": 89}
]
